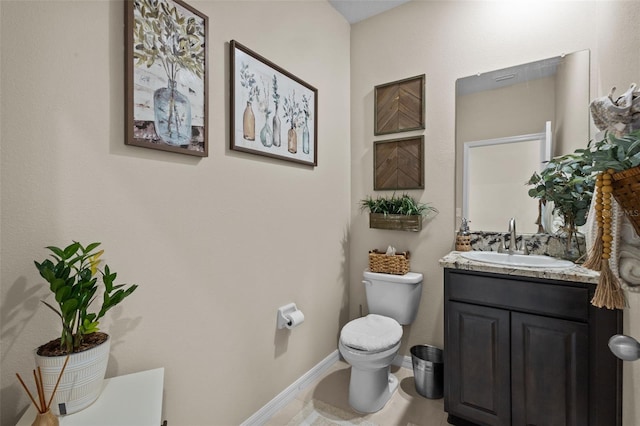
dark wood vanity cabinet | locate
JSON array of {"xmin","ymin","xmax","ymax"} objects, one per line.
[{"xmin": 444, "ymin": 268, "xmax": 622, "ymax": 426}]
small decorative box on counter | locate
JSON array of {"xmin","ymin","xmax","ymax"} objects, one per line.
[{"xmin": 369, "ymin": 249, "xmax": 410, "ymax": 275}]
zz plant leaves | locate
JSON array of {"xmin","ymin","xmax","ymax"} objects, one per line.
[{"xmin": 34, "ymin": 241, "xmax": 138, "ymax": 353}]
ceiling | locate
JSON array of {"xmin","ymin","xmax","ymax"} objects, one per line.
[{"xmin": 328, "ymin": 0, "xmax": 411, "ymax": 24}]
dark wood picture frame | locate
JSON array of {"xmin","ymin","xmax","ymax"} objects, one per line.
[
  {"xmin": 230, "ymin": 40, "xmax": 318, "ymax": 167},
  {"xmin": 374, "ymin": 136, "xmax": 424, "ymax": 190},
  {"xmin": 125, "ymin": 0, "xmax": 208, "ymax": 157},
  {"xmin": 374, "ymin": 74, "xmax": 425, "ymax": 135}
]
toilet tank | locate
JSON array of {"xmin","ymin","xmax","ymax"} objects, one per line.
[{"xmin": 363, "ymin": 270, "xmax": 423, "ymax": 325}]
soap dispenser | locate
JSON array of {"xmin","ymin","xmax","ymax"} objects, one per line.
[{"xmin": 455, "ymin": 218, "xmax": 472, "ymax": 251}]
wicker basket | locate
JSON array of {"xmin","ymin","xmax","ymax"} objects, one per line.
[
  {"xmin": 368, "ymin": 249, "xmax": 410, "ymax": 275},
  {"xmin": 611, "ymin": 166, "xmax": 640, "ymax": 237}
]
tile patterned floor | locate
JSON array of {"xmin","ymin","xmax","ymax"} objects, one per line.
[{"xmin": 266, "ymin": 360, "xmax": 449, "ymax": 426}]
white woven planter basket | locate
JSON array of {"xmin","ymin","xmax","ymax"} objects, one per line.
[{"xmin": 34, "ymin": 335, "xmax": 110, "ymax": 416}]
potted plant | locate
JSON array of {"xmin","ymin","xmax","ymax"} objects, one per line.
[
  {"xmin": 526, "ymin": 153, "xmax": 595, "ymax": 260},
  {"xmin": 360, "ymin": 193, "xmax": 438, "ymax": 232},
  {"xmin": 33, "ymin": 241, "xmax": 138, "ymax": 415}
]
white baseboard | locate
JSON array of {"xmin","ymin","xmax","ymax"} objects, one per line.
[
  {"xmin": 241, "ymin": 350, "xmax": 413, "ymax": 426},
  {"xmin": 393, "ymin": 353, "xmax": 413, "ymax": 370},
  {"xmin": 241, "ymin": 350, "xmax": 340, "ymax": 426}
]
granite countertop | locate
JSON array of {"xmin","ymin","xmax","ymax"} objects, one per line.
[{"xmin": 439, "ymin": 251, "xmax": 600, "ymax": 284}]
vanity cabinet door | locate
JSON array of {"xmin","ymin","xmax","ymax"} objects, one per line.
[
  {"xmin": 444, "ymin": 269, "xmax": 621, "ymax": 426},
  {"xmin": 447, "ymin": 301, "xmax": 511, "ymax": 426},
  {"xmin": 511, "ymin": 312, "xmax": 589, "ymax": 426}
]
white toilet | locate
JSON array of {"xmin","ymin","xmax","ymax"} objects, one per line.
[{"xmin": 339, "ymin": 270, "xmax": 423, "ymax": 413}]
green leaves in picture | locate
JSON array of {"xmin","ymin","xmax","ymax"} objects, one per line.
[
  {"xmin": 240, "ymin": 62, "xmax": 259, "ymax": 102},
  {"xmin": 34, "ymin": 241, "xmax": 138, "ymax": 353},
  {"xmin": 283, "ymin": 91, "xmax": 302, "ymax": 130},
  {"xmin": 272, "ymin": 75, "xmax": 280, "ymax": 107},
  {"xmin": 527, "ymin": 153, "xmax": 595, "ymax": 232},
  {"xmin": 302, "ymin": 94, "xmax": 312, "ymax": 126},
  {"xmin": 360, "ymin": 193, "xmax": 438, "ymax": 217},
  {"xmin": 133, "ymin": 0, "xmax": 205, "ymax": 83}
]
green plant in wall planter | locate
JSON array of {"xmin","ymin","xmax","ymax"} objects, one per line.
[
  {"xmin": 32, "ymin": 241, "xmax": 138, "ymax": 415},
  {"xmin": 527, "ymin": 153, "xmax": 595, "ymax": 260},
  {"xmin": 360, "ymin": 193, "xmax": 438, "ymax": 232}
]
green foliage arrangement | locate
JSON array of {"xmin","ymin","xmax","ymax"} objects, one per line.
[
  {"xmin": 577, "ymin": 129, "xmax": 640, "ymax": 173},
  {"xmin": 528, "ymin": 130, "xmax": 640, "ymax": 222},
  {"xmin": 360, "ymin": 193, "xmax": 438, "ymax": 217},
  {"xmin": 132, "ymin": 0, "xmax": 205, "ymax": 83},
  {"xmin": 34, "ymin": 242, "xmax": 138, "ymax": 354},
  {"xmin": 527, "ymin": 153, "xmax": 595, "ymax": 236}
]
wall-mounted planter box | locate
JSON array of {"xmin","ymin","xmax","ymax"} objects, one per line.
[{"xmin": 369, "ymin": 213, "xmax": 422, "ymax": 232}]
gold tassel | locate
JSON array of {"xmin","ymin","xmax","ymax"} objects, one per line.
[
  {"xmin": 590, "ymin": 170, "xmax": 626, "ymax": 309},
  {"xmin": 583, "ymin": 174, "xmax": 604, "ymax": 270},
  {"xmin": 591, "ymin": 259, "xmax": 626, "ymax": 309},
  {"xmin": 583, "ymin": 226, "xmax": 604, "ymax": 270}
]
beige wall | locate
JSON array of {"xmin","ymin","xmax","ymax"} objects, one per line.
[
  {"xmin": 350, "ymin": 1, "xmax": 639, "ymax": 424},
  {"xmin": 0, "ymin": 1, "xmax": 350, "ymax": 425},
  {"xmin": 2, "ymin": 0, "xmax": 640, "ymax": 425},
  {"xmin": 457, "ymin": 77, "xmax": 556, "ymax": 143},
  {"xmin": 555, "ymin": 50, "xmax": 591, "ymax": 156}
]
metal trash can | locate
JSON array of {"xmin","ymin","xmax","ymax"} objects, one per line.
[{"xmin": 410, "ymin": 344, "xmax": 443, "ymax": 399}]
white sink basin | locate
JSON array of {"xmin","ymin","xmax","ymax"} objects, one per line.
[{"xmin": 460, "ymin": 251, "xmax": 575, "ymax": 269}]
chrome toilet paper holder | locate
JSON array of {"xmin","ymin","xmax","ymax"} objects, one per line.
[{"xmin": 277, "ymin": 303, "xmax": 299, "ymax": 329}]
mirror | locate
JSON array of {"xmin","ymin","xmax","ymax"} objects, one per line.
[{"xmin": 455, "ymin": 50, "xmax": 590, "ymax": 233}]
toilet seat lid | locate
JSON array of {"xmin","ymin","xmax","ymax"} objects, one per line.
[{"xmin": 340, "ymin": 314, "xmax": 402, "ymax": 352}]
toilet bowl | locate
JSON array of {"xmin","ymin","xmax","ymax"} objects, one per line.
[
  {"xmin": 339, "ymin": 314, "xmax": 403, "ymax": 413},
  {"xmin": 338, "ymin": 271, "xmax": 423, "ymax": 413}
]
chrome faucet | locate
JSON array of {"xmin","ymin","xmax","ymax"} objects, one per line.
[{"xmin": 503, "ymin": 217, "xmax": 527, "ymax": 255}]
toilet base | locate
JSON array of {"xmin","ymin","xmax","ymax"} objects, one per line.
[{"xmin": 348, "ymin": 365, "xmax": 399, "ymax": 413}]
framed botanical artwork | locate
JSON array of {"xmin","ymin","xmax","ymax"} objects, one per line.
[
  {"xmin": 374, "ymin": 74, "xmax": 425, "ymax": 135},
  {"xmin": 230, "ymin": 40, "xmax": 318, "ymax": 166},
  {"xmin": 374, "ymin": 136, "xmax": 424, "ymax": 190},
  {"xmin": 125, "ymin": 0, "xmax": 208, "ymax": 157}
]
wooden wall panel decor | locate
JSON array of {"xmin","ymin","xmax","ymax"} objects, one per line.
[
  {"xmin": 374, "ymin": 74, "xmax": 425, "ymax": 135},
  {"xmin": 374, "ymin": 136, "xmax": 424, "ymax": 190}
]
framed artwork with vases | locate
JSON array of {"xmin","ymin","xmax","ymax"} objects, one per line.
[
  {"xmin": 230, "ymin": 40, "xmax": 318, "ymax": 167},
  {"xmin": 125, "ymin": 0, "xmax": 208, "ymax": 157}
]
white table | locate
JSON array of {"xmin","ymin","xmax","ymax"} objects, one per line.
[{"xmin": 16, "ymin": 368, "xmax": 164, "ymax": 426}]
